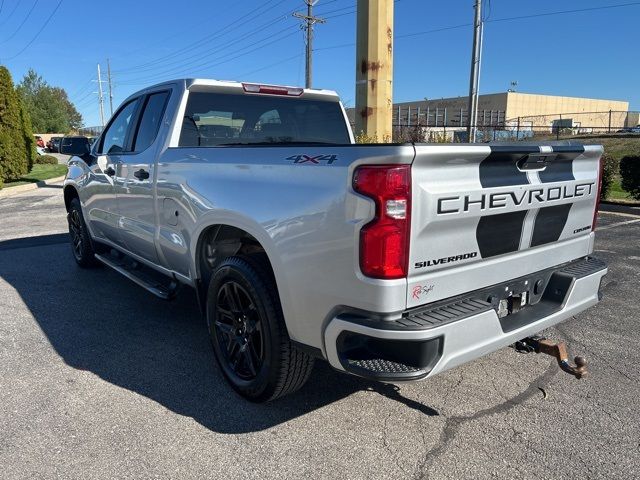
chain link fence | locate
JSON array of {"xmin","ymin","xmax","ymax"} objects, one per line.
[{"xmin": 389, "ymin": 110, "xmax": 640, "ymax": 143}]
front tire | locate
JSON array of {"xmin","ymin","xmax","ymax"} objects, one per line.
[
  {"xmin": 67, "ymin": 198, "xmax": 101, "ymax": 268},
  {"xmin": 207, "ymin": 255, "xmax": 314, "ymax": 402}
]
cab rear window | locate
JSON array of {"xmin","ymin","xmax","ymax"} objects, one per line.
[{"xmin": 179, "ymin": 91, "xmax": 350, "ymax": 146}]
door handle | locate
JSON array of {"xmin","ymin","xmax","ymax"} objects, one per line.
[
  {"xmin": 134, "ymin": 169, "xmax": 150, "ymax": 180},
  {"xmin": 105, "ymin": 166, "xmax": 116, "ymax": 176}
]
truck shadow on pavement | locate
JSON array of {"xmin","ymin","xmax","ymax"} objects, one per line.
[{"xmin": 0, "ymin": 235, "xmax": 438, "ymax": 434}]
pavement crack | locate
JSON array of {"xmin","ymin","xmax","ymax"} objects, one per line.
[
  {"xmin": 413, "ymin": 361, "xmax": 559, "ymax": 480},
  {"xmin": 382, "ymin": 411, "xmax": 413, "ymax": 477}
]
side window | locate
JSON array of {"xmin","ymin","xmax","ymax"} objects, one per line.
[
  {"xmin": 99, "ymin": 99, "xmax": 139, "ymax": 154},
  {"xmin": 134, "ymin": 91, "xmax": 170, "ymax": 152}
]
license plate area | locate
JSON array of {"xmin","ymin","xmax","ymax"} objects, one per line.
[
  {"xmin": 484, "ymin": 273, "xmax": 552, "ymax": 319},
  {"xmin": 496, "ymin": 290, "xmax": 529, "ymax": 318}
]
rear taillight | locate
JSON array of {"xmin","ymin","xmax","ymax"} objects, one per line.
[
  {"xmin": 242, "ymin": 83, "xmax": 303, "ymax": 96},
  {"xmin": 353, "ymin": 165, "xmax": 411, "ymax": 279},
  {"xmin": 592, "ymin": 155, "xmax": 604, "ymax": 230}
]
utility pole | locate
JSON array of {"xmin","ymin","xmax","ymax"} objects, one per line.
[
  {"xmin": 355, "ymin": 0, "xmax": 394, "ymax": 141},
  {"xmin": 95, "ymin": 63, "xmax": 105, "ymax": 128},
  {"xmin": 107, "ymin": 58, "xmax": 114, "ymax": 117},
  {"xmin": 467, "ymin": 0, "xmax": 483, "ymax": 143},
  {"xmin": 293, "ymin": 0, "xmax": 325, "ymax": 88}
]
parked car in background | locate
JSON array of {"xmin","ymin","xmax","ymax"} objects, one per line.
[
  {"xmin": 47, "ymin": 137, "xmax": 62, "ymax": 152},
  {"xmin": 617, "ymin": 125, "xmax": 640, "ymax": 134}
]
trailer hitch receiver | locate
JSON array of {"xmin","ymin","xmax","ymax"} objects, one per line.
[{"xmin": 515, "ymin": 336, "xmax": 588, "ymax": 379}]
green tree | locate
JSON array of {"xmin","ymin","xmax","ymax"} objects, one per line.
[
  {"xmin": 17, "ymin": 69, "xmax": 82, "ymax": 133},
  {"xmin": 0, "ymin": 66, "xmax": 29, "ymax": 183},
  {"xmin": 18, "ymin": 96, "xmax": 36, "ymax": 171},
  {"xmin": 53, "ymin": 87, "xmax": 83, "ymax": 131}
]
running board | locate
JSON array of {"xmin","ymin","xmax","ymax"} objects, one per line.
[{"xmin": 94, "ymin": 253, "xmax": 180, "ymax": 300}]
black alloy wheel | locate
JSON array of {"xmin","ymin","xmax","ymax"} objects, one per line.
[
  {"xmin": 214, "ymin": 280, "xmax": 265, "ymax": 380},
  {"xmin": 207, "ymin": 255, "xmax": 314, "ymax": 402},
  {"xmin": 67, "ymin": 197, "xmax": 101, "ymax": 268},
  {"xmin": 68, "ymin": 208, "xmax": 84, "ymax": 261}
]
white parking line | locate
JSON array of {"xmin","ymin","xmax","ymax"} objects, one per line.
[
  {"xmin": 599, "ymin": 210, "xmax": 640, "ymax": 219},
  {"xmin": 597, "ymin": 218, "xmax": 640, "ymax": 231}
]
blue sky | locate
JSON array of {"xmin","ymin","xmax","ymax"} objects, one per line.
[{"xmin": 1, "ymin": 0, "xmax": 638, "ymax": 127}]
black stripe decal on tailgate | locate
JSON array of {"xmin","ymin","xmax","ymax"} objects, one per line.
[
  {"xmin": 538, "ymin": 147, "xmax": 583, "ymax": 183},
  {"xmin": 476, "ymin": 210, "xmax": 528, "ymax": 258},
  {"xmin": 478, "ymin": 148, "xmax": 537, "ymax": 188},
  {"xmin": 530, "ymin": 203, "xmax": 573, "ymax": 247},
  {"xmin": 531, "ymin": 147, "xmax": 584, "ymax": 244},
  {"xmin": 476, "ymin": 147, "xmax": 536, "ymax": 257}
]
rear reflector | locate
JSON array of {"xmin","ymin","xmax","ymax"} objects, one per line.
[
  {"xmin": 242, "ymin": 83, "xmax": 303, "ymax": 96},
  {"xmin": 353, "ymin": 165, "xmax": 411, "ymax": 279}
]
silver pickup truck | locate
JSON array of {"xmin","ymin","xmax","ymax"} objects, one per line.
[{"xmin": 61, "ymin": 79, "xmax": 607, "ymax": 401}]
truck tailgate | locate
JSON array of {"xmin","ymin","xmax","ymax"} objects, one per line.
[{"xmin": 407, "ymin": 144, "xmax": 602, "ymax": 308}]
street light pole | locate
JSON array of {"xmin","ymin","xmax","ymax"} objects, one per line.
[
  {"xmin": 96, "ymin": 63, "xmax": 105, "ymax": 128},
  {"xmin": 467, "ymin": 0, "xmax": 483, "ymax": 142}
]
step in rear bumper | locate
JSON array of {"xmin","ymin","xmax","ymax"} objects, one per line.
[{"xmin": 323, "ymin": 257, "xmax": 607, "ymax": 381}]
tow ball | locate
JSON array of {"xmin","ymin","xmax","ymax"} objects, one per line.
[{"xmin": 514, "ymin": 336, "xmax": 588, "ymax": 379}]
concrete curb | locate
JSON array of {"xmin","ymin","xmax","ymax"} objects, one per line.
[{"xmin": 0, "ymin": 175, "xmax": 67, "ymax": 199}]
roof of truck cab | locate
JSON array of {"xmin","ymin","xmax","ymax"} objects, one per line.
[{"xmin": 140, "ymin": 78, "xmax": 340, "ymax": 98}]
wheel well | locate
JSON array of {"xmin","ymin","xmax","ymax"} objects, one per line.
[
  {"xmin": 196, "ymin": 225, "xmax": 271, "ymax": 290},
  {"xmin": 63, "ymin": 186, "xmax": 79, "ymax": 212}
]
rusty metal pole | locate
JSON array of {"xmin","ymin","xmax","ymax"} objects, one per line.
[{"xmin": 355, "ymin": 0, "xmax": 394, "ymax": 142}]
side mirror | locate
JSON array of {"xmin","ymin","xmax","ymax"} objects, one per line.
[{"xmin": 60, "ymin": 136, "xmax": 91, "ymax": 156}]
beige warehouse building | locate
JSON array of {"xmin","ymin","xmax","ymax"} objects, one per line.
[{"xmin": 384, "ymin": 92, "xmax": 631, "ymax": 130}]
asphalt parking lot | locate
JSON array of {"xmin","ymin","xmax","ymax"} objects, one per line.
[{"xmin": 0, "ymin": 185, "xmax": 638, "ymax": 479}]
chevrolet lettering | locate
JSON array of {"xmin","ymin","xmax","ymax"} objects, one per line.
[{"xmin": 437, "ymin": 182, "xmax": 596, "ymax": 215}]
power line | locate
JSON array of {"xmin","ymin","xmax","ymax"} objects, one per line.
[
  {"xmin": 117, "ymin": 26, "xmax": 299, "ymax": 86},
  {"xmin": 313, "ymin": 0, "xmax": 341, "ymax": 11},
  {"xmin": 487, "ymin": 1, "xmax": 640, "ymax": 24},
  {"xmin": 113, "ymin": 0, "xmax": 289, "ymax": 74},
  {"xmin": 483, "ymin": 0, "xmax": 492, "ymax": 21},
  {"xmin": 2, "ymin": 0, "xmax": 63, "ymax": 61},
  {"xmin": 69, "ymin": 78, "xmax": 94, "ymax": 100},
  {"xmin": 238, "ymin": 52, "xmax": 303, "ymax": 79},
  {"xmin": 109, "ymin": 1, "xmax": 341, "ymax": 82},
  {"xmin": 74, "ymin": 94, "xmax": 99, "ymax": 111},
  {"xmin": 75, "ymin": 87, "xmax": 96, "ymax": 102},
  {"xmin": 115, "ymin": 6, "xmax": 296, "ymax": 78},
  {"xmin": 0, "ymin": 1, "xmax": 20, "ymax": 27},
  {"xmin": 317, "ymin": 0, "xmax": 400, "ymax": 21},
  {"xmin": 314, "ymin": 0, "xmax": 640, "ymax": 52},
  {"xmin": 314, "ymin": 4, "xmax": 355, "ymax": 16},
  {"xmin": 1, "ymin": 0, "xmax": 39, "ymax": 43}
]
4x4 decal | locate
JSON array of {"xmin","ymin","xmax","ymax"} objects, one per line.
[{"xmin": 286, "ymin": 154, "xmax": 338, "ymax": 165}]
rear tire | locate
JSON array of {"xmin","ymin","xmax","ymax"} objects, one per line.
[
  {"xmin": 207, "ymin": 255, "xmax": 314, "ymax": 402},
  {"xmin": 67, "ymin": 198, "xmax": 101, "ymax": 268}
]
